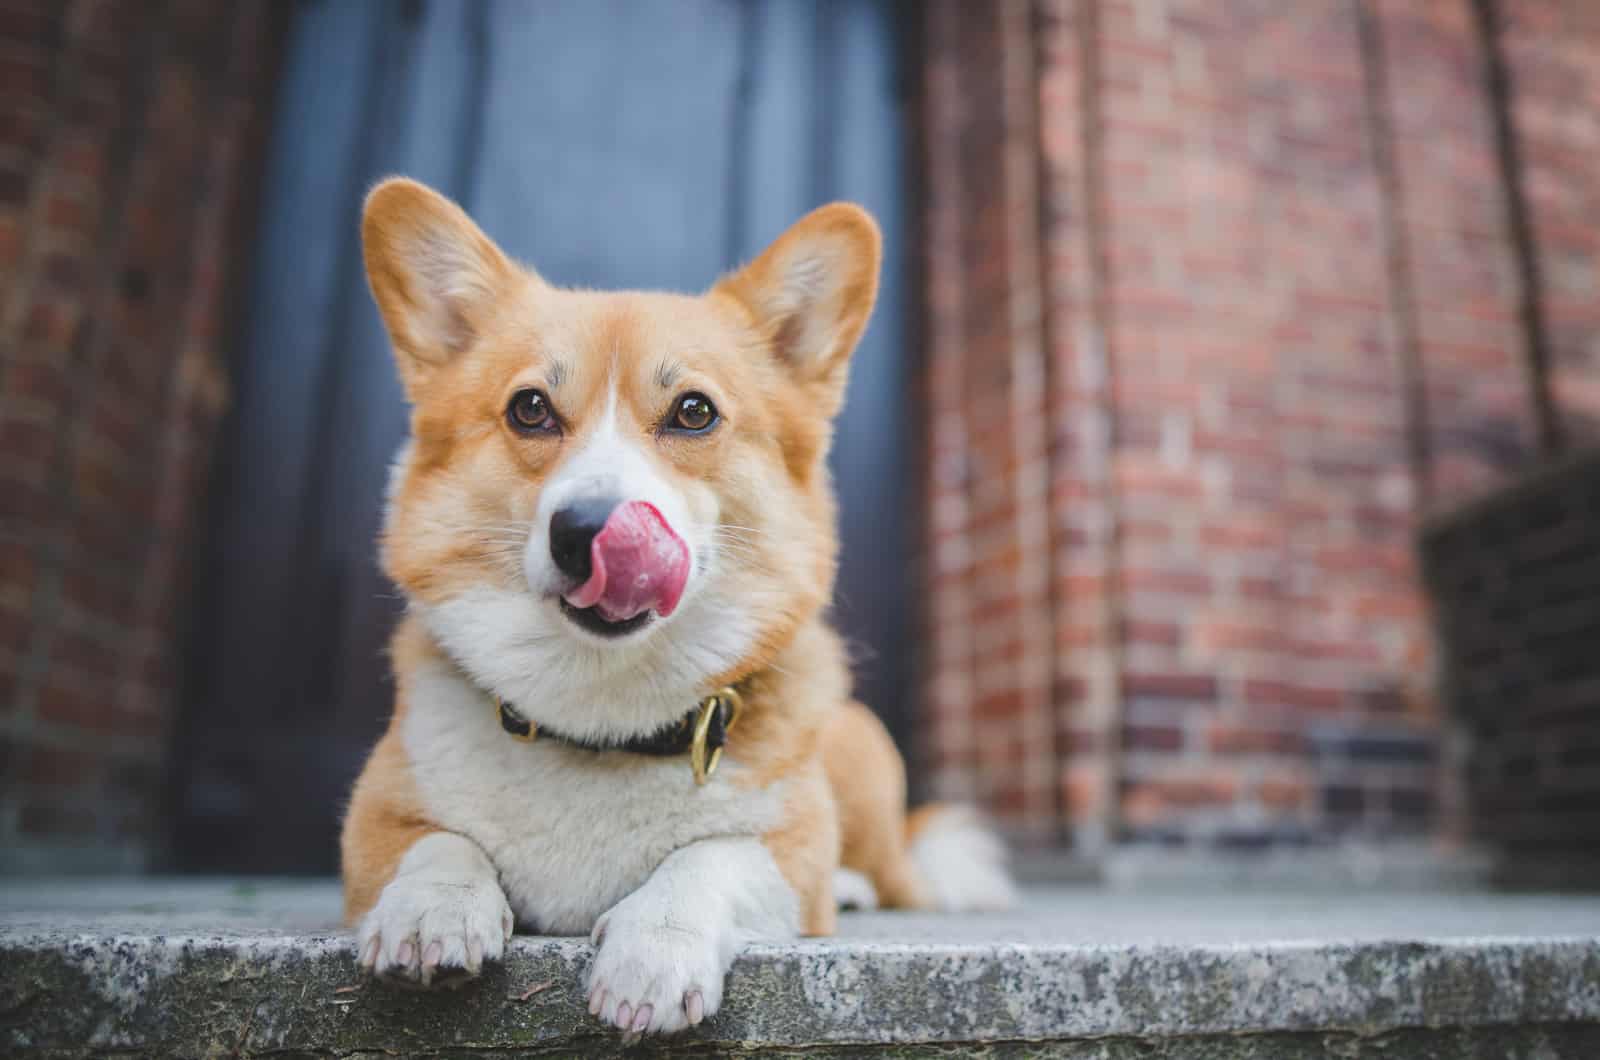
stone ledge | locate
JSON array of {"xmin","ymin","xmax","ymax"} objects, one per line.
[{"xmin": 3, "ymin": 881, "xmax": 1600, "ymax": 1057}]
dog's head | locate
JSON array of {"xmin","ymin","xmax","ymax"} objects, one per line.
[{"xmin": 363, "ymin": 179, "xmax": 879, "ymax": 740}]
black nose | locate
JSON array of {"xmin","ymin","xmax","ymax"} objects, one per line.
[{"xmin": 549, "ymin": 497, "xmax": 618, "ymax": 582}]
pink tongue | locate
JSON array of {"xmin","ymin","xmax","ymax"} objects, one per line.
[{"xmin": 563, "ymin": 501, "xmax": 690, "ymax": 621}]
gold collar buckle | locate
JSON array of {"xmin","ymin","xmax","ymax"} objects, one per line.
[
  {"xmin": 690, "ymin": 686, "xmax": 744, "ymax": 786},
  {"xmin": 495, "ymin": 696, "xmax": 538, "ymax": 742}
]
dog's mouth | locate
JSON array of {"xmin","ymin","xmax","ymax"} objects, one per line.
[
  {"xmin": 557, "ymin": 501, "xmax": 688, "ymax": 639},
  {"xmin": 558, "ymin": 597, "xmax": 655, "ymax": 639}
]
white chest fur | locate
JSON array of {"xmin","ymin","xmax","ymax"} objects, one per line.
[{"xmin": 401, "ymin": 661, "xmax": 786, "ymax": 935}]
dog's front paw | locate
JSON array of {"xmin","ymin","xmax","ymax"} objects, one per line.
[
  {"xmin": 585, "ymin": 903, "xmax": 728, "ymax": 1037},
  {"xmin": 357, "ymin": 874, "xmax": 514, "ymax": 989}
]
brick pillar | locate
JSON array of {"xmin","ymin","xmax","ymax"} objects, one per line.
[
  {"xmin": 918, "ymin": 0, "xmax": 980, "ymax": 804},
  {"xmin": 1037, "ymin": 0, "xmax": 1124, "ymax": 852},
  {"xmin": 918, "ymin": 0, "xmax": 1058, "ymax": 841}
]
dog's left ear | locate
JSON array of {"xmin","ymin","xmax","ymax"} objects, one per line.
[{"xmin": 715, "ymin": 203, "xmax": 880, "ymax": 414}]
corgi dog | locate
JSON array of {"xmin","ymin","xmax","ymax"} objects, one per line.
[{"xmin": 341, "ymin": 177, "xmax": 1016, "ymax": 1038}]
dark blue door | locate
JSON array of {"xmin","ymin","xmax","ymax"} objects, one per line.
[{"xmin": 176, "ymin": 0, "xmax": 912, "ymax": 872}]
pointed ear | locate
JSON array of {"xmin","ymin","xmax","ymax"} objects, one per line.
[
  {"xmin": 715, "ymin": 203, "xmax": 880, "ymax": 411},
  {"xmin": 361, "ymin": 177, "xmax": 522, "ymax": 395}
]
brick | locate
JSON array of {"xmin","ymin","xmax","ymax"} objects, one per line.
[
  {"xmin": 1243, "ymin": 680, "xmax": 1345, "ymax": 712},
  {"xmin": 1123, "ymin": 568, "xmax": 1213, "ymax": 596},
  {"xmin": 1206, "ymin": 723, "xmax": 1303, "ymax": 756},
  {"xmin": 1257, "ymin": 775, "xmax": 1309, "ymax": 812},
  {"xmin": 1122, "ymin": 620, "xmax": 1181, "ymax": 649},
  {"xmin": 36, "ymin": 674, "xmax": 122, "ymax": 733},
  {"xmin": 59, "ymin": 566, "xmax": 136, "ymax": 626},
  {"xmin": 0, "ymin": 0, "xmax": 278, "ymax": 866},
  {"xmin": 1123, "ymin": 724, "xmax": 1184, "ymax": 753},
  {"xmin": 1193, "ymin": 620, "xmax": 1293, "ymax": 655},
  {"xmin": 1124, "ymin": 671, "xmax": 1218, "ymax": 703},
  {"xmin": 42, "ymin": 189, "xmax": 96, "ymax": 238},
  {"xmin": 1059, "ymin": 763, "xmax": 1103, "ymax": 822},
  {"xmin": 1323, "ymin": 784, "xmax": 1367, "ymax": 817},
  {"xmin": 1123, "ymin": 773, "xmax": 1240, "ymax": 827},
  {"xmin": 1311, "ymin": 730, "xmax": 1436, "ymax": 766}
]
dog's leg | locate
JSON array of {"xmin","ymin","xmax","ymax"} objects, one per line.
[
  {"xmin": 822, "ymin": 700, "xmax": 934, "ymax": 909},
  {"xmin": 356, "ymin": 832, "xmax": 514, "ymax": 988},
  {"xmin": 586, "ymin": 836, "xmax": 798, "ymax": 1037}
]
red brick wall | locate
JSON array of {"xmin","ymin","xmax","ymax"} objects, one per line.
[
  {"xmin": 1503, "ymin": 1, "xmax": 1600, "ymax": 442},
  {"xmin": 0, "ymin": 0, "xmax": 281, "ymax": 871},
  {"xmin": 918, "ymin": 0, "xmax": 1594, "ymax": 854}
]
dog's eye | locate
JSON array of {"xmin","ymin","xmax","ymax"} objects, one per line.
[
  {"xmin": 670, "ymin": 392, "xmax": 717, "ymax": 432},
  {"xmin": 507, "ymin": 389, "xmax": 555, "ymax": 433}
]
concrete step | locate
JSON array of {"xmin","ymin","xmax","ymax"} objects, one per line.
[{"xmin": 3, "ymin": 880, "xmax": 1599, "ymax": 1057}]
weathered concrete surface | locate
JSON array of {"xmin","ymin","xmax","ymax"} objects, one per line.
[{"xmin": 2, "ymin": 881, "xmax": 1599, "ymax": 1056}]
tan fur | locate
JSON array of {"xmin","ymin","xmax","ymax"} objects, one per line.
[
  {"xmin": 904, "ymin": 802, "xmax": 951, "ymax": 845},
  {"xmin": 340, "ymin": 619, "xmax": 441, "ymax": 922},
  {"xmin": 762, "ymin": 761, "xmax": 840, "ymax": 936},
  {"xmin": 824, "ymin": 701, "xmax": 936, "ymax": 910},
  {"xmin": 341, "ymin": 729, "xmax": 436, "ymax": 923},
  {"xmin": 341, "ymin": 178, "xmax": 961, "ymax": 953}
]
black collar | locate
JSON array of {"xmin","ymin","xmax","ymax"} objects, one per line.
[{"xmin": 494, "ymin": 685, "xmax": 745, "ymax": 785}]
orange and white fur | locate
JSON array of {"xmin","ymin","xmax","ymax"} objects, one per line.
[{"xmin": 341, "ymin": 178, "xmax": 1016, "ymax": 1038}]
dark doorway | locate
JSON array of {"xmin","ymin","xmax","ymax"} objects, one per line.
[{"xmin": 173, "ymin": 0, "xmax": 913, "ymax": 873}]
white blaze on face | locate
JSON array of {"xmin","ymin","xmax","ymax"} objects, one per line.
[{"xmin": 524, "ymin": 384, "xmax": 701, "ymax": 615}]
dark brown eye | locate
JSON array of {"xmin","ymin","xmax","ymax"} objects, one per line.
[
  {"xmin": 507, "ymin": 389, "xmax": 555, "ymax": 433},
  {"xmin": 670, "ymin": 392, "xmax": 717, "ymax": 432}
]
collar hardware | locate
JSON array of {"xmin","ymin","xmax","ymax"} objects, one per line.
[
  {"xmin": 691, "ymin": 686, "xmax": 744, "ymax": 786},
  {"xmin": 496, "ymin": 697, "xmax": 538, "ymax": 742},
  {"xmin": 492, "ymin": 684, "xmax": 744, "ymax": 785}
]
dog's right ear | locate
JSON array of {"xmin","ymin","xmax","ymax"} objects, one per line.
[{"xmin": 361, "ymin": 178, "xmax": 525, "ymax": 396}]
